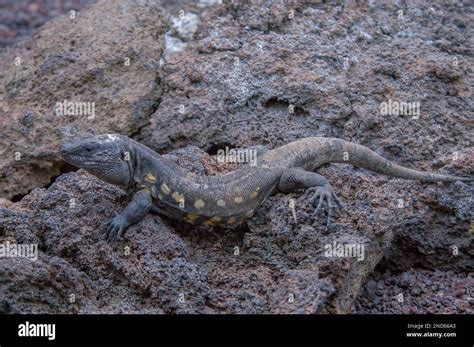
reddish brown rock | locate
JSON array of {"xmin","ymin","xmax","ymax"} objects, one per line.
[
  {"xmin": 0, "ymin": 0, "xmax": 472, "ymax": 314},
  {"xmin": 0, "ymin": 0, "xmax": 168, "ymax": 199}
]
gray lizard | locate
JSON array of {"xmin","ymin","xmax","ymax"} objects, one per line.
[{"xmin": 59, "ymin": 134, "xmax": 472, "ymax": 241}]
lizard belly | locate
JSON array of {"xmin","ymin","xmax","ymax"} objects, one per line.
[{"xmin": 153, "ymin": 201, "xmax": 253, "ymax": 226}]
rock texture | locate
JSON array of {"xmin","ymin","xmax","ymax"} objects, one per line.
[
  {"xmin": 142, "ymin": 0, "xmax": 472, "ymax": 166},
  {"xmin": 353, "ymin": 268, "xmax": 473, "ymax": 314},
  {"xmin": 0, "ymin": 0, "xmax": 473, "ymax": 314},
  {"xmin": 0, "ymin": 0, "xmax": 97, "ymax": 49},
  {"xmin": 0, "ymin": 0, "xmax": 168, "ymax": 199},
  {"xmin": 1, "ymin": 144, "xmax": 471, "ymax": 314}
]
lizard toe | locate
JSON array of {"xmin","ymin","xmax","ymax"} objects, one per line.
[
  {"xmin": 310, "ymin": 190, "xmax": 321, "ymax": 207},
  {"xmin": 106, "ymin": 215, "xmax": 128, "ymax": 242},
  {"xmin": 106, "ymin": 221, "xmax": 115, "ymax": 240},
  {"xmin": 333, "ymin": 191, "xmax": 344, "ymax": 209},
  {"xmin": 306, "ymin": 185, "xmax": 342, "ymax": 228},
  {"xmin": 313, "ymin": 193, "xmax": 325, "ymax": 215},
  {"xmin": 116, "ymin": 226, "xmax": 126, "ymax": 241},
  {"xmin": 106, "ymin": 223, "xmax": 118, "ymax": 242},
  {"xmin": 326, "ymin": 198, "xmax": 334, "ymax": 228}
]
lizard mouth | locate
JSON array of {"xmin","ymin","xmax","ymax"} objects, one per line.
[
  {"xmin": 62, "ymin": 154, "xmax": 105, "ymax": 168},
  {"xmin": 81, "ymin": 160, "xmax": 104, "ymax": 166}
]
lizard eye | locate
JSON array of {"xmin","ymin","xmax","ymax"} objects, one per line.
[{"xmin": 84, "ymin": 145, "xmax": 93, "ymax": 153}]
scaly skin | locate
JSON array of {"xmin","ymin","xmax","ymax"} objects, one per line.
[{"xmin": 59, "ymin": 134, "xmax": 472, "ymax": 241}]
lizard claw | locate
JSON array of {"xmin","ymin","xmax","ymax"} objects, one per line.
[
  {"xmin": 106, "ymin": 214, "xmax": 128, "ymax": 242},
  {"xmin": 307, "ymin": 185, "xmax": 343, "ymax": 228}
]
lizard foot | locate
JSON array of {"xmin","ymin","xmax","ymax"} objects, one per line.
[
  {"xmin": 106, "ymin": 213, "xmax": 128, "ymax": 241},
  {"xmin": 305, "ymin": 185, "xmax": 343, "ymax": 228}
]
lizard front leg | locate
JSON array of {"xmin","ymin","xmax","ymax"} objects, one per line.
[
  {"xmin": 278, "ymin": 167, "xmax": 343, "ymax": 228},
  {"xmin": 106, "ymin": 189, "xmax": 152, "ymax": 241}
]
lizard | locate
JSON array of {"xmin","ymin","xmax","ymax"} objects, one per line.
[{"xmin": 59, "ymin": 134, "xmax": 472, "ymax": 241}]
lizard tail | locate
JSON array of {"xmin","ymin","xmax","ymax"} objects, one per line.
[{"xmin": 316, "ymin": 138, "xmax": 472, "ymax": 182}]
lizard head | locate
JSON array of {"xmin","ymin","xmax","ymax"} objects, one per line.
[{"xmin": 59, "ymin": 134, "xmax": 134, "ymax": 188}]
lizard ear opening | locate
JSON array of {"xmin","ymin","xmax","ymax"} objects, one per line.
[{"xmin": 120, "ymin": 150, "xmax": 127, "ymax": 161}]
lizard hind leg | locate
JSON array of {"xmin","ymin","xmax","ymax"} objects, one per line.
[{"xmin": 278, "ymin": 167, "xmax": 343, "ymax": 228}]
